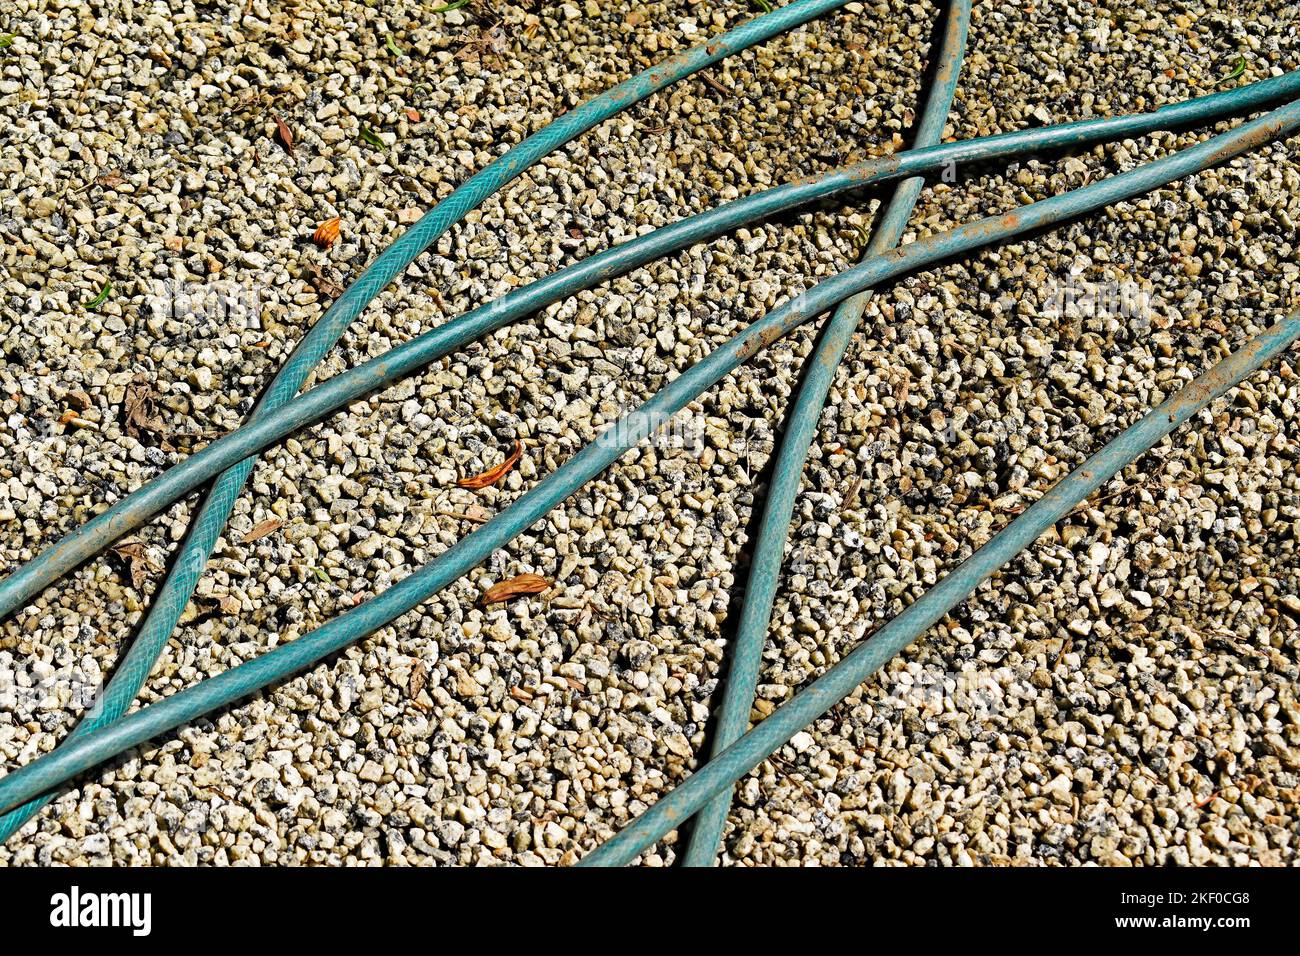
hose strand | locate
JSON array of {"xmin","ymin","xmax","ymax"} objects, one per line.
[
  {"xmin": 1, "ymin": 98, "xmax": 1295, "ymax": 818},
  {"xmin": 2, "ymin": 72, "xmax": 1295, "ymax": 624},
  {"xmin": 682, "ymin": 0, "xmax": 971, "ymax": 867},
  {"xmin": 578, "ymin": 311, "xmax": 1300, "ymax": 866},
  {"xmin": 0, "ymin": 0, "xmax": 856, "ymax": 841}
]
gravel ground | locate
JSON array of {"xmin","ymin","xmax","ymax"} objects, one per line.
[{"xmin": 0, "ymin": 0, "xmax": 1298, "ymax": 866}]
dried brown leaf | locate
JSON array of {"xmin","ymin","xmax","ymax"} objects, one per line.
[
  {"xmin": 219, "ymin": 595, "xmax": 242, "ymax": 615},
  {"xmin": 123, "ymin": 375, "xmax": 162, "ymax": 438},
  {"xmin": 405, "ymin": 107, "xmax": 421, "ymax": 122},
  {"xmin": 96, "ymin": 170, "xmax": 124, "ymax": 189},
  {"xmin": 457, "ymin": 440, "xmax": 522, "ymax": 490},
  {"xmin": 111, "ymin": 541, "xmax": 145, "ymax": 560},
  {"xmin": 241, "ymin": 518, "xmax": 284, "ymax": 543},
  {"xmin": 408, "ymin": 661, "xmax": 428, "ymax": 700},
  {"xmin": 313, "ymin": 216, "xmax": 341, "ymax": 248},
  {"xmin": 307, "ymin": 264, "xmax": 345, "ymax": 298},
  {"xmin": 481, "ymin": 573, "xmax": 549, "ymax": 605},
  {"xmin": 272, "ymin": 113, "xmax": 294, "ymax": 156},
  {"xmin": 111, "ymin": 540, "xmax": 160, "ymax": 590}
]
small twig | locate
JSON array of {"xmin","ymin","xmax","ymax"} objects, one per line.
[
  {"xmin": 766, "ymin": 751, "xmax": 823, "ymax": 803},
  {"xmin": 699, "ymin": 72, "xmax": 731, "ymax": 97},
  {"xmin": 436, "ymin": 509, "xmax": 490, "ymax": 524},
  {"xmin": 841, "ymin": 476, "xmax": 862, "ymax": 512}
]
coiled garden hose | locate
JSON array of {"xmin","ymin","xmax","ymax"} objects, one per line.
[
  {"xmin": 0, "ymin": 0, "xmax": 855, "ymax": 840},
  {"xmin": 2, "ymin": 71, "xmax": 1297, "ymax": 627},
  {"xmin": 580, "ymin": 310, "xmax": 1300, "ymax": 865},
  {"xmin": 1, "ymin": 97, "xmax": 1296, "ymax": 819},
  {"xmin": 680, "ymin": 0, "xmax": 971, "ymax": 868}
]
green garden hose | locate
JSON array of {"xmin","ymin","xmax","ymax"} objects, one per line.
[
  {"xmin": 681, "ymin": 0, "xmax": 971, "ymax": 867},
  {"xmin": 2, "ymin": 72, "xmax": 1296, "ymax": 626},
  {"xmin": 1, "ymin": 96, "xmax": 1295, "ymax": 820},
  {"xmin": 0, "ymin": 0, "xmax": 856, "ymax": 841},
  {"xmin": 579, "ymin": 310, "xmax": 1300, "ymax": 865}
]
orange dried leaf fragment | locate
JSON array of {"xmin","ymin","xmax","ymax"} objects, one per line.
[
  {"xmin": 457, "ymin": 440, "xmax": 522, "ymax": 489},
  {"xmin": 241, "ymin": 518, "xmax": 284, "ymax": 543},
  {"xmin": 313, "ymin": 216, "xmax": 341, "ymax": 248},
  {"xmin": 272, "ymin": 114, "xmax": 295, "ymax": 156},
  {"xmin": 481, "ymin": 573, "xmax": 549, "ymax": 605}
]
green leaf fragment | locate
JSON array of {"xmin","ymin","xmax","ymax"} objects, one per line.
[
  {"xmin": 385, "ymin": 33, "xmax": 403, "ymax": 56},
  {"xmin": 360, "ymin": 125, "xmax": 385, "ymax": 148},
  {"xmin": 1219, "ymin": 55, "xmax": 1246, "ymax": 85},
  {"xmin": 430, "ymin": 0, "xmax": 469, "ymax": 13},
  {"xmin": 83, "ymin": 282, "xmax": 112, "ymax": 310}
]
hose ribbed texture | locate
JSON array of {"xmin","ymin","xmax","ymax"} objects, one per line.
[
  {"xmin": 0, "ymin": 97, "xmax": 1296, "ymax": 819},
  {"xmin": 0, "ymin": 0, "xmax": 856, "ymax": 841},
  {"xmin": 681, "ymin": 0, "xmax": 971, "ymax": 868}
]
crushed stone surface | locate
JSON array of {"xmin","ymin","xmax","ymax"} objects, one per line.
[{"xmin": 0, "ymin": 0, "xmax": 1297, "ymax": 865}]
